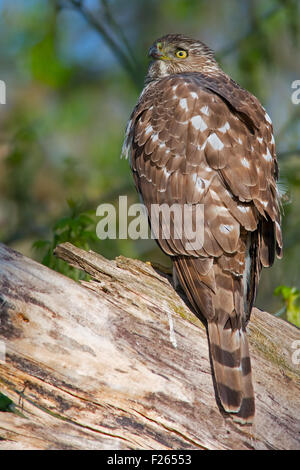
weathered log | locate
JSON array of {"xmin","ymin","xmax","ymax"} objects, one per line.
[{"xmin": 0, "ymin": 242, "xmax": 299, "ymax": 450}]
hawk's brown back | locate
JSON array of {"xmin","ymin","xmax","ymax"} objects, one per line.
[{"xmin": 123, "ymin": 71, "xmax": 282, "ymax": 423}]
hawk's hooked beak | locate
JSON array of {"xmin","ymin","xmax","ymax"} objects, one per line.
[{"xmin": 148, "ymin": 44, "xmax": 168, "ymax": 60}]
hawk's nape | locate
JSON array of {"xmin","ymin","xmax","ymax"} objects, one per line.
[{"xmin": 122, "ymin": 34, "xmax": 282, "ymax": 424}]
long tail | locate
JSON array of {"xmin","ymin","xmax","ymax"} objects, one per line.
[
  {"xmin": 173, "ymin": 255, "xmax": 255, "ymax": 424},
  {"xmin": 208, "ymin": 319, "xmax": 255, "ymax": 424}
]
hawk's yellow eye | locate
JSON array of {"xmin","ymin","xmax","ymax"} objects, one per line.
[{"xmin": 175, "ymin": 50, "xmax": 188, "ymax": 59}]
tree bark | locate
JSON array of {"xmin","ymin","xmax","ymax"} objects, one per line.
[{"xmin": 0, "ymin": 242, "xmax": 299, "ymax": 450}]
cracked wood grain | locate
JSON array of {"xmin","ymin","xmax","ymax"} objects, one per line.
[{"xmin": 0, "ymin": 242, "xmax": 299, "ymax": 450}]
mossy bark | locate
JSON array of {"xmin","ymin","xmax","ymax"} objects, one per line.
[{"xmin": 0, "ymin": 242, "xmax": 299, "ymax": 450}]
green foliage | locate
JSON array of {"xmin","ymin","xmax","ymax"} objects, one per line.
[
  {"xmin": 274, "ymin": 285, "xmax": 300, "ymax": 327},
  {"xmin": 0, "ymin": 392, "xmax": 13, "ymax": 412},
  {"xmin": 33, "ymin": 200, "xmax": 98, "ymax": 281},
  {"xmin": 30, "ymin": 32, "xmax": 72, "ymax": 88},
  {"xmin": 161, "ymin": 0, "xmax": 200, "ymax": 18}
]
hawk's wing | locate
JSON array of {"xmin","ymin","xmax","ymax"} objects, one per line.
[{"xmin": 123, "ymin": 73, "xmax": 282, "ymax": 422}]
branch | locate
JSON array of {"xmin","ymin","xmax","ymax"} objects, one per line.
[
  {"xmin": 0, "ymin": 242, "xmax": 299, "ymax": 449},
  {"xmin": 61, "ymin": 0, "xmax": 141, "ymax": 88},
  {"xmin": 101, "ymin": 0, "xmax": 138, "ymax": 69},
  {"xmin": 217, "ymin": 4, "xmax": 284, "ymax": 59}
]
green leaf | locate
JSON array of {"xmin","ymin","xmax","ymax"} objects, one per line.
[
  {"xmin": 53, "ymin": 217, "xmax": 73, "ymax": 231},
  {"xmin": 32, "ymin": 202, "xmax": 97, "ymax": 282},
  {"xmin": 0, "ymin": 392, "xmax": 13, "ymax": 412},
  {"xmin": 32, "ymin": 239, "xmax": 51, "ymax": 251},
  {"xmin": 274, "ymin": 285, "xmax": 300, "ymax": 327},
  {"xmin": 79, "ymin": 230, "xmax": 98, "ymax": 242},
  {"xmin": 77, "ymin": 214, "xmax": 95, "ymax": 226}
]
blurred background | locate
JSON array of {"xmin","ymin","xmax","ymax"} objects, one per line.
[{"xmin": 0, "ymin": 0, "xmax": 299, "ymax": 325}]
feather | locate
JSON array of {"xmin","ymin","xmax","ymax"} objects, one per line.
[{"xmin": 125, "ymin": 61, "xmax": 282, "ymax": 424}]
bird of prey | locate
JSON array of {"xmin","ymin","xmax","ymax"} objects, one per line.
[{"xmin": 122, "ymin": 34, "xmax": 282, "ymax": 424}]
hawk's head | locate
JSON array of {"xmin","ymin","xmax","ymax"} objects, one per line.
[{"xmin": 146, "ymin": 34, "xmax": 219, "ymax": 81}]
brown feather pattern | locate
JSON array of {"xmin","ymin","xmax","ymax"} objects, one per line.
[{"xmin": 122, "ymin": 34, "xmax": 282, "ymax": 424}]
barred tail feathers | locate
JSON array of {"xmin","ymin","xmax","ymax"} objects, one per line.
[
  {"xmin": 208, "ymin": 320, "xmax": 255, "ymax": 423},
  {"xmin": 173, "ymin": 255, "xmax": 255, "ymax": 424}
]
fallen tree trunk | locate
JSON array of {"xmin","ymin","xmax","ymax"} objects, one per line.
[{"xmin": 0, "ymin": 242, "xmax": 299, "ymax": 450}]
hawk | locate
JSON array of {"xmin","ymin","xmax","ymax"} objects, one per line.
[{"xmin": 122, "ymin": 34, "xmax": 282, "ymax": 424}]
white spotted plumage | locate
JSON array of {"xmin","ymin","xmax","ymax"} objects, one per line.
[{"xmin": 124, "ymin": 33, "xmax": 282, "ymax": 424}]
